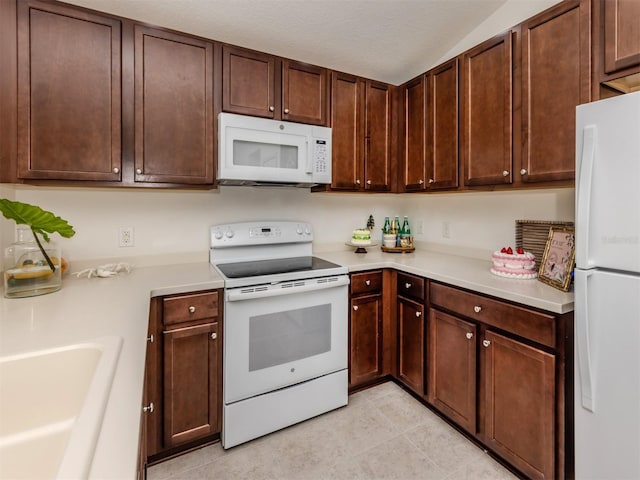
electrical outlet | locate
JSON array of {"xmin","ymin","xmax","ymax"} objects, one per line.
[
  {"xmin": 119, "ymin": 227, "xmax": 134, "ymax": 247},
  {"xmin": 415, "ymin": 220, "xmax": 424, "ymax": 235},
  {"xmin": 442, "ymin": 221, "xmax": 450, "ymax": 239}
]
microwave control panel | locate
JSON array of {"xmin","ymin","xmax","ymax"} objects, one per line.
[{"xmin": 312, "ymin": 138, "xmax": 331, "ymax": 182}]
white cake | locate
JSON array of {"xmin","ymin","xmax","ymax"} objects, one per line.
[{"xmin": 351, "ymin": 229, "xmax": 372, "ymax": 245}]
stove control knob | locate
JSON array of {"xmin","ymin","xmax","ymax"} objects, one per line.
[
  {"xmin": 214, "ymin": 230, "xmax": 223, "ymax": 240},
  {"xmin": 225, "ymin": 229, "xmax": 234, "ymax": 238},
  {"xmin": 296, "ymin": 225, "xmax": 303, "ymax": 235},
  {"xmin": 304, "ymin": 225, "xmax": 311, "ymax": 235}
]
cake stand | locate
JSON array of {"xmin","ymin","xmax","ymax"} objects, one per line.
[{"xmin": 345, "ymin": 241, "xmax": 378, "ymax": 254}]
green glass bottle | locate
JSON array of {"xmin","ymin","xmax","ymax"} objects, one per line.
[{"xmin": 402, "ymin": 216, "xmax": 411, "ymax": 236}]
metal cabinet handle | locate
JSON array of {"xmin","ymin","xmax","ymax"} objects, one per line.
[
  {"xmin": 211, "ymin": 332, "xmax": 217, "ymax": 340},
  {"xmin": 482, "ymin": 339, "xmax": 491, "ymax": 348},
  {"xmin": 269, "ymin": 106, "xmax": 275, "ymax": 112},
  {"xmin": 415, "ymin": 311, "xmax": 422, "ymax": 318},
  {"xmin": 418, "ymin": 179, "xmax": 424, "ymax": 184},
  {"xmin": 143, "ymin": 402, "xmax": 154, "ymax": 413},
  {"xmin": 466, "ymin": 332, "xmax": 473, "ymax": 340},
  {"xmin": 353, "ymin": 305, "xmax": 359, "ymax": 311},
  {"xmin": 147, "ymin": 334, "xmax": 154, "ymax": 343},
  {"xmin": 284, "ymin": 108, "xmax": 289, "ymax": 114},
  {"xmin": 428, "ymin": 178, "xmax": 434, "ymax": 184},
  {"xmin": 112, "ymin": 167, "xmax": 120, "ymax": 174},
  {"xmin": 188, "ymin": 306, "xmax": 196, "ymax": 313},
  {"xmin": 405, "ymin": 283, "xmax": 412, "ymax": 289},
  {"xmin": 502, "ymin": 170, "xmax": 509, "ymax": 177},
  {"xmin": 365, "ymin": 280, "xmax": 371, "ymax": 286},
  {"xmin": 473, "ymin": 305, "xmax": 482, "ymax": 313},
  {"xmin": 136, "ymin": 168, "xmax": 142, "ymax": 175},
  {"xmin": 520, "ymin": 168, "xmax": 528, "ymax": 175}
]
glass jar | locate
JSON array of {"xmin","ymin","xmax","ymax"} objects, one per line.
[{"xmin": 4, "ymin": 226, "xmax": 62, "ymax": 298}]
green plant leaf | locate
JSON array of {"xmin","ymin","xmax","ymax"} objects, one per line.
[{"xmin": 0, "ymin": 199, "xmax": 76, "ymax": 242}]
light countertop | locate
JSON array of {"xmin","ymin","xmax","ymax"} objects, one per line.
[{"xmin": 0, "ymin": 248, "xmax": 572, "ymax": 479}]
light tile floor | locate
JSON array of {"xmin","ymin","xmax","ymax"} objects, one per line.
[{"xmin": 147, "ymin": 381, "xmax": 519, "ymax": 480}]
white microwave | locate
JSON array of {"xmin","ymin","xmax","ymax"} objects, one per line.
[{"xmin": 218, "ymin": 113, "xmax": 332, "ymax": 187}]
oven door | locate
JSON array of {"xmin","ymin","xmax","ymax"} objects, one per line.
[{"xmin": 223, "ymin": 275, "xmax": 349, "ymax": 404}]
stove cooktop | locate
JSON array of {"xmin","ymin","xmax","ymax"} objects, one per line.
[{"xmin": 215, "ymin": 256, "xmax": 342, "ymax": 279}]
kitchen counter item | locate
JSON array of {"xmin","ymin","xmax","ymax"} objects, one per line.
[
  {"xmin": 345, "ymin": 241, "xmax": 378, "ymax": 253},
  {"xmin": 380, "ymin": 245, "xmax": 415, "ymax": 254}
]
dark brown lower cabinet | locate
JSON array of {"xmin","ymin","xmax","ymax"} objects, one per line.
[
  {"xmin": 349, "ymin": 294, "xmax": 383, "ymax": 387},
  {"xmin": 428, "ymin": 281, "xmax": 570, "ymax": 480},
  {"xmin": 397, "ymin": 296, "xmax": 424, "ymax": 394},
  {"xmin": 144, "ymin": 290, "xmax": 222, "ymax": 464},
  {"xmin": 428, "ymin": 308, "xmax": 476, "ymax": 433}
]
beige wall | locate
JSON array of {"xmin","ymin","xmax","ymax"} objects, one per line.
[{"xmin": 2, "ymin": 184, "xmax": 574, "ymax": 268}]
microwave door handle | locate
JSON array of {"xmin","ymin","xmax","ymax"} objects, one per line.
[{"xmin": 305, "ymin": 140, "xmax": 313, "ymax": 174}]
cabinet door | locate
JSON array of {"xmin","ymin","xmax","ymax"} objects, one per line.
[
  {"xmin": 222, "ymin": 45, "xmax": 276, "ymax": 118},
  {"xmin": 428, "ymin": 58, "xmax": 459, "ymax": 190},
  {"xmin": 482, "ymin": 330, "xmax": 555, "ymax": 480},
  {"xmin": 520, "ymin": 0, "xmax": 589, "ymax": 183},
  {"xmin": 604, "ymin": 0, "xmax": 640, "ymax": 74},
  {"xmin": 462, "ymin": 32, "xmax": 513, "ymax": 186},
  {"xmin": 428, "ymin": 309, "xmax": 476, "ymax": 433},
  {"xmin": 17, "ymin": 0, "xmax": 122, "ymax": 181},
  {"xmin": 397, "ymin": 296, "xmax": 424, "ymax": 394},
  {"xmin": 163, "ymin": 322, "xmax": 220, "ymax": 448},
  {"xmin": 364, "ymin": 81, "xmax": 392, "ymax": 191},
  {"xmin": 330, "ymin": 72, "xmax": 364, "ymax": 190},
  {"xmin": 403, "ymin": 75, "xmax": 427, "ymax": 191},
  {"xmin": 134, "ymin": 26, "xmax": 214, "ymax": 185},
  {"xmin": 349, "ymin": 294, "xmax": 383, "ymax": 387},
  {"xmin": 282, "ymin": 60, "xmax": 328, "ymax": 125}
]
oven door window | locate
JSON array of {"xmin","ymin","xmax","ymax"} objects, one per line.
[
  {"xmin": 224, "ymin": 284, "xmax": 348, "ymax": 404},
  {"xmin": 249, "ymin": 304, "xmax": 331, "ymax": 371}
]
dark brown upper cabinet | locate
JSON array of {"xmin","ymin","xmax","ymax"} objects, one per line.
[
  {"xmin": 603, "ymin": 0, "xmax": 640, "ymax": 75},
  {"xmin": 462, "ymin": 32, "xmax": 514, "ymax": 187},
  {"xmin": 518, "ymin": 0, "xmax": 590, "ymax": 184},
  {"xmin": 402, "ymin": 75, "xmax": 427, "ymax": 191},
  {"xmin": 134, "ymin": 26, "xmax": 215, "ymax": 185},
  {"xmin": 222, "ymin": 45, "xmax": 328, "ymax": 126},
  {"xmin": 16, "ymin": 0, "xmax": 122, "ymax": 181},
  {"xmin": 330, "ymin": 73, "xmax": 393, "ymax": 192}
]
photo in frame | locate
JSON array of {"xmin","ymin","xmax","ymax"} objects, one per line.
[{"xmin": 538, "ymin": 227, "xmax": 575, "ymax": 291}]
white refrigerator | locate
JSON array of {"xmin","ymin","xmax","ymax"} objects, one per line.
[{"xmin": 574, "ymin": 91, "xmax": 640, "ymax": 479}]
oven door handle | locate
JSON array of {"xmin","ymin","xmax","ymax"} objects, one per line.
[{"xmin": 226, "ymin": 275, "xmax": 350, "ymax": 302}]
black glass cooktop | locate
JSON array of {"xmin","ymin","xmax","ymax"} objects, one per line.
[{"xmin": 216, "ymin": 256, "xmax": 342, "ymax": 279}]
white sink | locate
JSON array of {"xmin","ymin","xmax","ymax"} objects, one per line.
[{"xmin": 0, "ymin": 336, "xmax": 122, "ymax": 479}]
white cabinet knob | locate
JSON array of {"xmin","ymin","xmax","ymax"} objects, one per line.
[
  {"xmin": 136, "ymin": 168, "xmax": 142, "ymax": 175},
  {"xmin": 147, "ymin": 334, "xmax": 154, "ymax": 343},
  {"xmin": 482, "ymin": 339, "xmax": 491, "ymax": 348},
  {"xmin": 112, "ymin": 167, "xmax": 120, "ymax": 174},
  {"xmin": 502, "ymin": 170, "xmax": 509, "ymax": 177},
  {"xmin": 188, "ymin": 306, "xmax": 196, "ymax": 313},
  {"xmin": 405, "ymin": 283, "xmax": 412, "ymax": 289},
  {"xmin": 365, "ymin": 280, "xmax": 371, "ymax": 286},
  {"xmin": 473, "ymin": 306, "xmax": 482, "ymax": 313},
  {"xmin": 356, "ymin": 179, "xmax": 361, "ymax": 185},
  {"xmin": 211, "ymin": 332, "xmax": 217, "ymax": 340},
  {"xmin": 367, "ymin": 180, "xmax": 372, "ymax": 185},
  {"xmin": 143, "ymin": 402, "xmax": 154, "ymax": 413},
  {"xmin": 428, "ymin": 178, "xmax": 434, "ymax": 184},
  {"xmin": 520, "ymin": 169, "xmax": 528, "ymax": 175},
  {"xmin": 415, "ymin": 311, "xmax": 422, "ymax": 318},
  {"xmin": 353, "ymin": 305, "xmax": 359, "ymax": 311},
  {"xmin": 418, "ymin": 179, "xmax": 424, "ymax": 185},
  {"xmin": 284, "ymin": 108, "xmax": 289, "ymax": 114},
  {"xmin": 466, "ymin": 332, "xmax": 473, "ymax": 340},
  {"xmin": 269, "ymin": 106, "xmax": 275, "ymax": 112}
]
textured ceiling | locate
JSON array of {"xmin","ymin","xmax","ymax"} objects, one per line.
[{"xmin": 63, "ymin": 0, "xmax": 561, "ymax": 85}]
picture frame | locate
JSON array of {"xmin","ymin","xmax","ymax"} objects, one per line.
[{"xmin": 538, "ymin": 227, "xmax": 575, "ymax": 291}]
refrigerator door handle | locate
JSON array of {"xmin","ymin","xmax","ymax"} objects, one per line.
[
  {"xmin": 576, "ymin": 269, "xmax": 596, "ymax": 412},
  {"xmin": 576, "ymin": 125, "xmax": 597, "ymax": 268}
]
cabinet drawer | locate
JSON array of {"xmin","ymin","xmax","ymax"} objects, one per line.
[
  {"xmin": 163, "ymin": 291, "xmax": 219, "ymax": 326},
  {"xmin": 397, "ymin": 272, "xmax": 425, "ymax": 302},
  {"xmin": 430, "ymin": 283, "xmax": 555, "ymax": 348},
  {"xmin": 351, "ymin": 271, "xmax": 383, "ymax": 296}
]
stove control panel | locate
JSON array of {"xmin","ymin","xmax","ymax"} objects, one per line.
[{"xmin": 210, "ymin": 221, "xmax": 313, "ymax": 248}]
